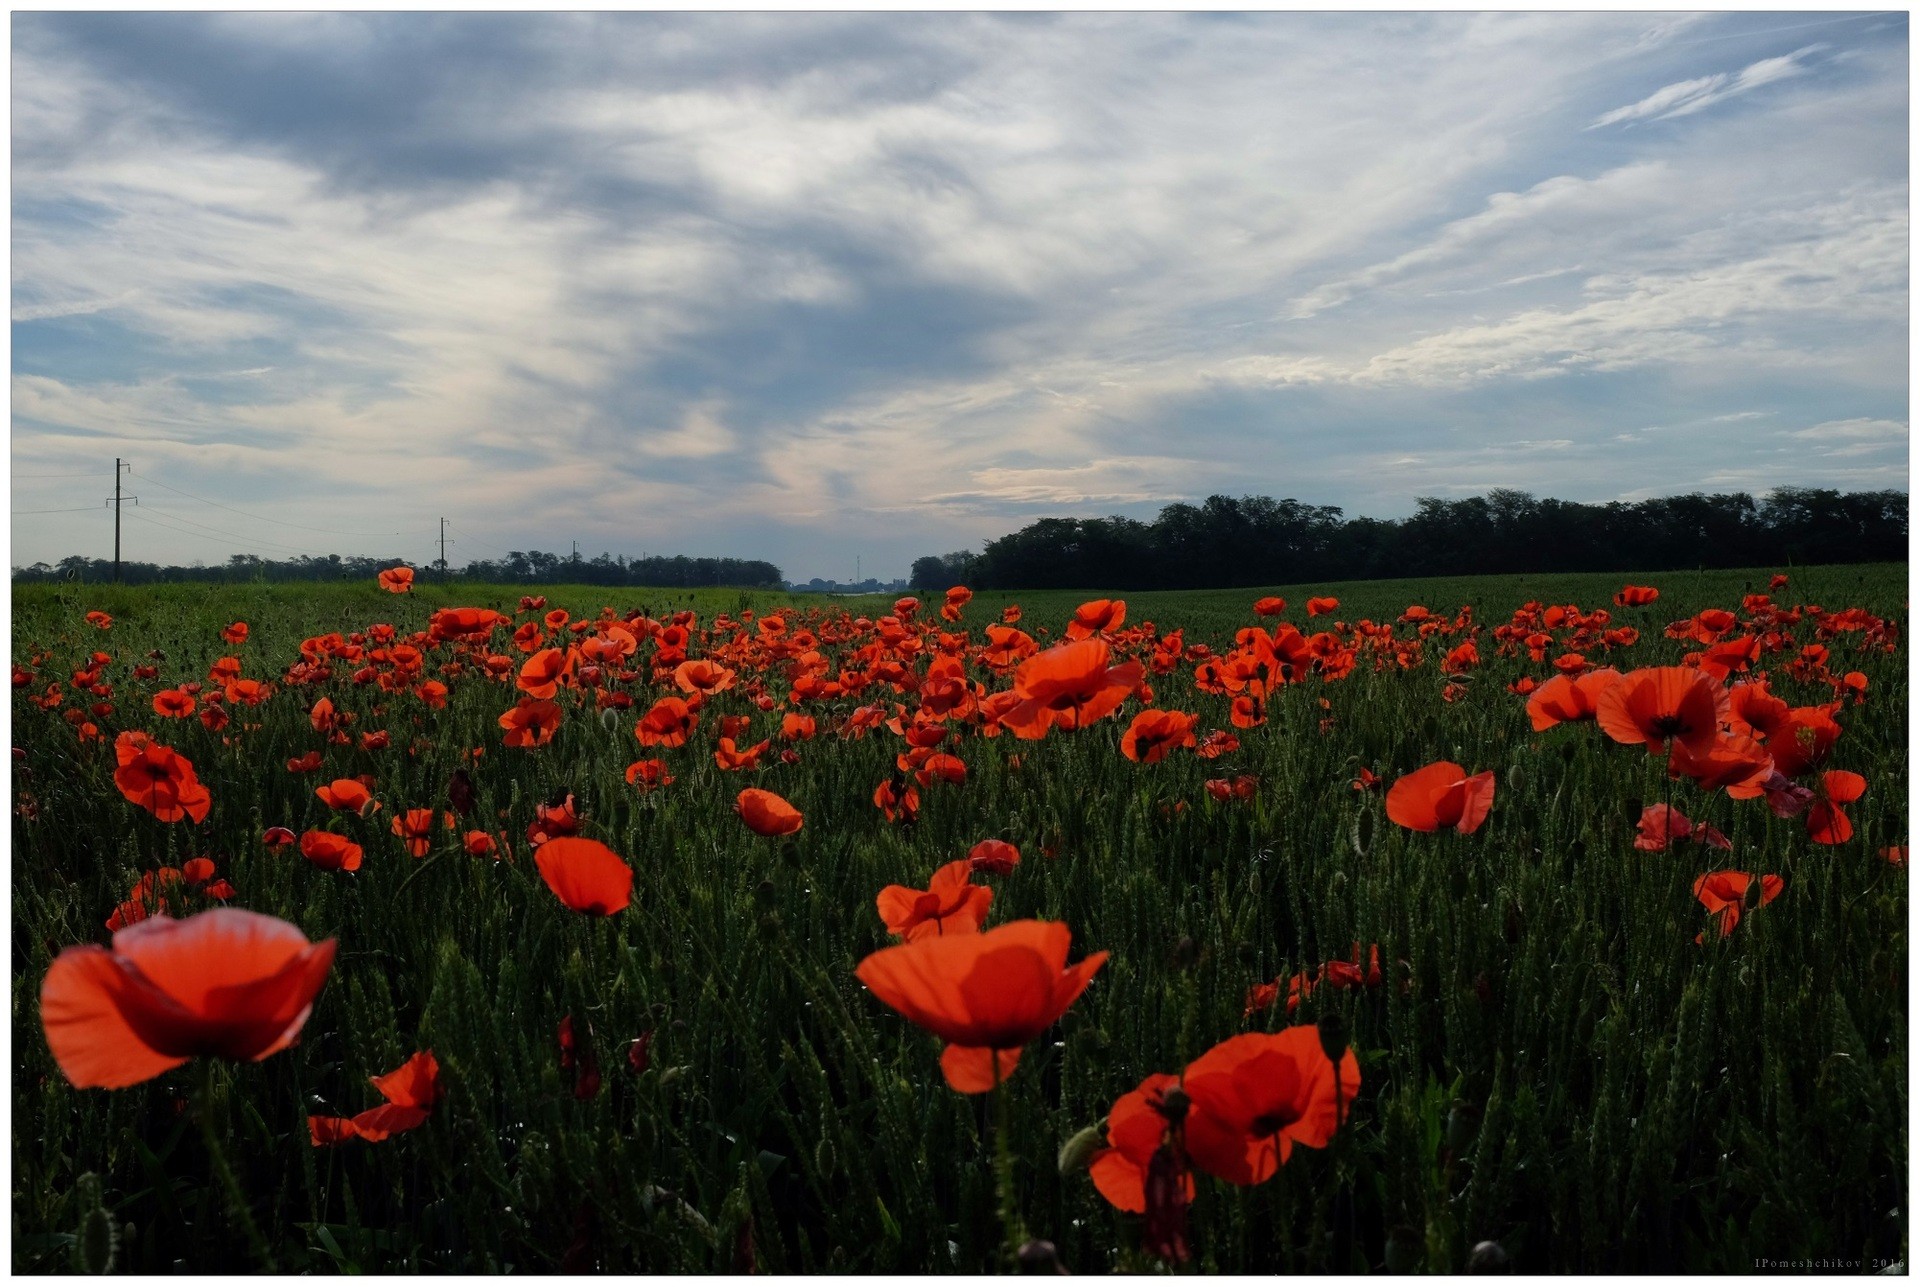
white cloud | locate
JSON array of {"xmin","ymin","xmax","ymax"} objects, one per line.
[{"xmin": 1590, "ymin": 44, "xmax": 1823, "ymax": 127}]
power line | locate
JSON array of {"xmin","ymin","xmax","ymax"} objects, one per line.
[
  {"xmin": 446, "ymin": 523, "xmax": 515, "ymax": 556},
  {"xmin": 126, "ymin": 470, "xmax": 407, "ymax": 537},
  {"xmin": 12, "ymin": 471, "xmax": 101, "ymax": 479},
  {"xmin": 122, "ymin": 508, "xmax": 384, "ymax": 558},
  {"xmin": 12, "ymin": 505, "xmax": 104, "ymax": 515}
]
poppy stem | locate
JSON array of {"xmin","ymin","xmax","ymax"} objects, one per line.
[
  {"xmin": 990, "ymin": 1058, "xmax": 1026, "ymax": 1269},
  {"xmin": 195, "ymin": 1060, "xmax": 277, "ymax": 1272}
]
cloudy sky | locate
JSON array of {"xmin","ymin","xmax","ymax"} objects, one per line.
[{"xmin": 10, "ymin": 11, "xmax": 1909, "ymax": 581}]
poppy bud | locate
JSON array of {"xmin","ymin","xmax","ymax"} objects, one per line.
[
  {"xmin": 657, "ymin": 1066, "xmax": 686, "ymax": 1092},
  {"xmin": 1467, "ymin": 1240, "xmax": 1511, "ymax": 1273},
  {"xmin": 1056, "ymin": 1121, "xmax": 1105, "ymax": 1175},
  {"xmin": 757, "ymin": 912, "xmax": 782, "ymax": 939},
  {"xmin": 1352, "ymin": 809, "xmax": 1375, "ymax": 856},
  {"xmin": 72, "ymin": 1174, "xmax": 116, "ymax": 1275},
  {"xmin": 1506, "ymin": 763, "xmax": 1526, "ymax": 794},
  {"xmin": 1170, "ymin": 935, "xmax": 1199, "ymax": 971},
  {"xmin": 1234, "ymin": 940, "xmax": 1260, "ymax": 965},
  {"xmin": 1560, "ymin": 743, "xmax": 1577, "ymax": 762},
  {"xmin": 1155, "ymin": 1084, "xmax": 1190, "ymax": 1125},
  {"xmin": 1385, "ymin": 1226, "xmax": 1423, "ymax": 1274},
  {"xmin": 1317, "ymin": 1013, "xmax": 1349, "ymax": 1066},
  {"xmin": 752, "ymin": 879, "xmax": 778, "ymax": 908},
  {"xmin": 1016, "ymin": 1239, "xmax": 1069, "ymax": 1275},
  {"xmin": 599, "ymin": 707, "xmax": 620, "ymax": 733}
]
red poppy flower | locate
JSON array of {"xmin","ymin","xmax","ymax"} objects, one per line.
[
  {"xmin": 1116, "ymin": 708, "xmax": 1197, "ymax": 763},
  {"xmin": 714, "ymin": 737, "xmax": 771, "ymax": 771},
  {"xmin": 299, "ymin": 830, "xmax": 363, "ymax": 872},
  {"xmin": 737, "ymin": 788, "xmax": 803, "ymax": 837},
  {"xmin": 874, "ymin": 778, "xmax": 921, "ymax": 823},
  {"xmin": 625, "ymin": 758, "xmax": 674, "ymax": 791},
  {"xmin": 854, "ymin": 919, "xmax": 1107, "ymax": 1093},
  {"xmin": 316, "ymin": 778, "xmax": 378, "ymax": 815},
  {"xmin": 517, "ymin": 648, "xmax": 575, "ymax": 699},
  {"xmin": 1806, "ymin": 770, "xmax": 1867, "ymax": 845},
  {"xmin": 1769, "ymin": 707, "xmax": 1843, "ymax": 778},
  {"xmin": 1524, "ymin": 668, "xmax": 1621, "ymax": 731},
  {"xmin": 1634, "ymin": 804, "xmax": 1731, "ymax": 852},
  {"xmin": 378, "ymin": 566, "xmax": 414, "ymax": 593},
  {"xmin": 391, "ymin": 808, "xmax": 437, "ymax": 858},
  {"xmin": 673, "ymin": 658, "xmax": 737, "ymax": 697},
  {"xmin": 1065, "ymin": 599, "xmax": 1127, "ymax": 640},
  {"xmin": 1613, "ymin": 585, "xmax": 1659, "ymax": 607},
  {"xmin": 1693, "ymin": 871, "xmax": 1783, "ymax": 939},
  {"xmin": 499, "ymin": 697, "xmax": 563, "ymax": 749},
  {"xmin": 1305, "ymin": 597, "xmax": 1339, "ymax": 618},
  {"xmin": 635, "ymin": 696, "xmax": 698, "ymax": 748},
  {"xmin": 1384, "ymin": 761, "xmax": 1495, "ymax": 834},
  {"xmin": 41, "ymin": 908, "xmax": 336, "ymax": 1089},
  {"xmin": 967, "ymin": 839, "xmax": 1021, "ymax": 876},
  {"xmin": 112, "ymin": 734, "xmax": 212, "ymax": 824},
  {"xmin": 152, "ymin": 689, "xmax": 196, "ymax": 718},
  {"xmin": 263, "ymin": 826, "xmax": 296, "ymax": 848},
  {"xmin": 877, "ymin": 860, "xmax": 992, "ymax": 942},
  {"xmin": 1595, "ymin": 666, "xmax": 1722, "ymax": 757},
  {"xmin": 220, "ymin": 621, "xmax": 249, "ymax": 645},
  {"xmin": 1181, "ymin": 1026, "xmax": 1360, "ymax": 1185},
  {"xmin": 310, "ymin": 1050, "xmax": 441, "ymax": 1145},
  {"xmin": 1668, "ymin": 733, "xmax": 1773, "ymax": 797},
  {"xmin": 1252, "ymin": 597, "xmax": 1287, "ymax": 618},
  {"xmin": 535, "ymin": 837, "xmax": 633, "ymax": 915},
  {"xmin": 1089, "ymin": 1072, "xmax": 1195, "ymax": 1214},
  {"xmin": 1001, "ymin": 640, "xmax": 1143, "ymax": 740},
  {"xmin": 85, "ymin": 610, "xmax": 113, "ymax": 629},
  {"xmin": 463, "ymin": 830, "xmax": 498, "ymax": 857}
]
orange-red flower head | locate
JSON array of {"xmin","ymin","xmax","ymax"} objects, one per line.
[
  {"xmin": 535, "ymin": 837, "xmax": 634, "ymax": 915},
  {"xmin": 876, "ymin": 859, "xmax": 992, "ymax": 942},
  {"xmin": 1384, "ymin": 761, "xmax": 1495, "ymax": 834}
]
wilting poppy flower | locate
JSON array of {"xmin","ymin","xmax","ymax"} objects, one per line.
[
  {"xmin": 854, "ymin": 919, "xmax": 1107, "ymax": 1093},
  {"xmin": 378, "ymin": 566, "xmax": 415, "ymax": 593},
  {"xmin": 1305, "ymin": 597, "xmax": 1339, "ymax": 618},
  {"xmin": 1204, "ymin": 775, "xmax": 1260, "ymax": 803},
  {"xmin": 310, "ymin": 1050, "xmax": 442, "ymax": 1146},
  {"xmin": 635, "ymin": 696, "xmax": 698, "ymax": 748},
  {"xmin": 1384, "ymin": 761, "xmax": 1494, "ymax": 834},
  {"xmin": 737, "ymin": 788, "xmax": 803, "ymax": 837},
  {"xmin": 113, "ymin": 734, "xmax": 212, "ymax": 824},
  {"xmin": 535, "ymin": 838, "xmax": 633, "ymax": 915},
  {"xmin": 262, "ymin": 826, "xmax": 296, "ymax": 848},
  {"xmin": 1613, "ymin": 585, "xmax": 1659, "ymax": 607},
  {"xmin": 1524, "ymin": 668, "xmax": 1621, "ymax": 732},
  {"xmin": 1351, "ymin": 766, "xmax": 1380, "ymax": 792},
  {"xmin": 714, "ymin": 737, "xmax": 771, "ymax": 771},
  {"xmin": 968, "ymin": 839, "xmax": 1021, "ymax": 876},
  {"xmin": 1693, "ymin": 871, "xmax": 1783, "ymax": 939},
  {"xmin": 1120, "ymin": 709, "xmax": 1198, "ymax": 763},
  {"xmin": 1065, "ymin": 599, "xmax": 1127, "ymax": 640},
  {"xmin": 152, "ymin": 689, "xmax": 196, "ymax": 719},
  {"xmin": 874, "ymin": 778, "xmax": 921, "ymax": 824},
  {"xmin": 41, "ymin": 908, "xmax": 336, "ymax": 1089},
  {"xmin": 1089, "ymin": 1072, "xmax": 1195, "ymax": 1217},
  {"xmin": 1595, "ymin": 666, "xmax": 1722, "ymax": 758},
  {"xmin": 877, "ymin": 860, "xmax": 992, "ymax": 942},
  {"xmin": 298, "ymin": 828, "xmax": 364, "ymax": 872},
  {"xmin": 1634, "ymin": 804, "xmax": 1731, "ymax": 852},
  {"xmin": 391, "ymin": 809, "xmax": 437, "ymax": 858},
  {"xmin": 500, "ymin": 697, "xmax": 563, "ymax": 748},
  {"xmin": 316, "ymin": 778, "xmax": 378, "ymax": 815},
  {"xmin": 1806, "ymin": 770, "xmax": 1867, "ymax": 845},
  {"xmin": 1181, "ymin": 1026, "xmax": 1360, "ymax": 1186}
]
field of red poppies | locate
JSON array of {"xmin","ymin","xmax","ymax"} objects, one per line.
[{"xmin": 11, "ymin": 565, "xmax": 1908, "ymax": 1273}]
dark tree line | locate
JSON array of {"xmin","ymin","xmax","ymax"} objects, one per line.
[
  {"xmin": 12, "ymin": 549, "xmax": 784, "ymax": 588},
  {"xmin": 910, "ymin": 488, "xmax": 1908, "ymax": 590}
]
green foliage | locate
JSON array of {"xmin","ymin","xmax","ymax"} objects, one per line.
[{"xmin": 11, "ymin": 565, "xmax": 1908, "ymax": 1273}]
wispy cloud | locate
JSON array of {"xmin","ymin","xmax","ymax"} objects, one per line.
[{"xmin": 1590, "ymin": 44, "xmax": 1824, "ymax": 127}]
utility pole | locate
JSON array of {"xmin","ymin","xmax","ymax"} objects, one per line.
[
  {"xmin": 438, "ymin": 517, "xmax": 453, "ymax": 573},
  {"xmin": 107, "ymin": 459, "xmax": 135, "ymax": 582}
]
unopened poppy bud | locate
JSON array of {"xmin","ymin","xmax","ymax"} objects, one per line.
[
  {"xmin": 1056, "ymin": 1121, "xmax": 1105, "ymax": 1175},
  {"xmin": 72, "ymin": 1174, "xmax": 116, "ymax": 1275},
  {"xmin": 1170, "ymin": 935, "xmax": 1199, "ymax": 970},
  {"xmin": 358, "ymin": 798, "xmax": 379, "ymax": 821},
  {"xmin": 599, "ymin": 707, "xmax": 620, "ymax": 733},
  {"xmin": 1467, "ymin": 1240, "xmax": 1511, "ymax": 1273},
  {"xmin": 1155, "ymin": 1084, "xmax": 1190, "ymax": 1125},
  {"xmin": 1353, "ymin": 809, "xmax": 1375, "ymax": 855},
  {"xmin": 753, "ymin": 879, "xmax": 778, "ymax": 908},
  {"xmin": 1506, "ymin": 763, "xmax": 1526, "ymax": 793},
  {"xmin": 1016, "ymin": 1239, "xmax": 1068, "ymax": 1274},
  {"xmin": 657, "ymin": 1066, "xmax": 686, "ymax": 1092},
  {"xmin": 1317, "ymin": 1013, "xmax": 1349, "ymax": 1066}
]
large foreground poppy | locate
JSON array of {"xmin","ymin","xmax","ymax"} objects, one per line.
[
  {"xmin": 1181, "ymin": 1026, "xmax": 1360, "ymax": 1186},
  {"xmin": 855, "ymin": 920, "xmax": 1107, "ymax": 1093},
  {"xmin": 41, "ymin": 909, "xmax": 336, "ymax": 1089},
  {"xmin": 1384, "ymin": 761, "xmax": 1495, "ymax": 834}
]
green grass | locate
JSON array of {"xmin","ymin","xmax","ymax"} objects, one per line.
[{"xmin": 11, "ymin": 564, "xmax": 1908, "ymax": 1273}]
